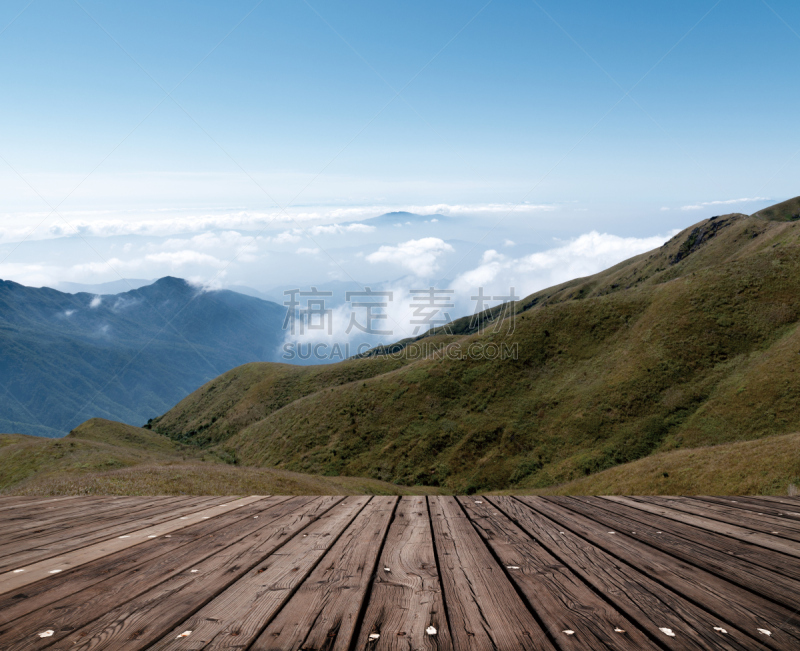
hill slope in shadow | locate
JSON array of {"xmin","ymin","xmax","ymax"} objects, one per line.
[{"xmin": 0, "ymin": 277, "xmax": 285, "ymax": 437}]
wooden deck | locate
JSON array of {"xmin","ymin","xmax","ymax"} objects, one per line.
[{"xmin": 1, "ymin": 495, "xmax": 799, "ymax": 650}]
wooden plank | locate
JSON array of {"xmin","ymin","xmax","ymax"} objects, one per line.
[
  {"xmin": 0, "ymin": 495, "xmax": 190, "ymax": 531},
  {"xmin": 0, "ymin": 496, "xmax": 92, "ymax": 517},
  {"xmin": 0, "ymin": 498, "xmax": 195, "ymax": 570},
  {"xmin": 353, "ymin": 496, "xmax": 452, "ymax": 651},
  {"xmin": 150, "ymin": 496, "xmax": 374, "ymax": 650},
  {"xmin": 491, "ymin": 496, "xmax": 762, "ymax": 651},
  {"xmin": 746, "ymin": 496, "xmax": 800, "ymax": 505},
  {"xmin": 562, "ymin": 497, "xmax": 800, "ymax": 608},
  {"xmin": 0, "ymin": 497, "xmax": 83, "ymax": 514},
  {"xmin": 698, "ymin": 496, "xmax": 800, "ymax": 521},
  {"xmin": 39, "ymin": 496, "xmax": 345, "ymax": 651},
  {"xmin": 586, "ymin": 497, "xmax": 800, "ymax": 572},
  {"xmin": 0, "ymin": 497, "xmax": 228, "ymax": 572},
  {"xmin": 0, "ymin": 495, "xmax": 267, "ymax": 595},
  {"xmin": 520, "ymin": 497, "xmax": 800, "ymax": 649},
  {"xmin": 0, "ymin": 496, "xmax": 199, "ymax": 548},
  {"xmin": 0, "ymin": 497, "xmax": 293, "ymax": 627},
  {"xmin": 605, "ymin": 496, "xmax": 800, "ymax": 558},
  {"xmin": 642, "ymin": 496, "xmax": 800, "ymax": 541},
  {"xmin": 0, "ymin": 496, "xmax": 327, "ymax": 651},
  {"xmin": 0, "ymin": 497, "xmax": 159, "ymax": 537},
  {"xmin": 248, "ymin": 496, "xmax": 397, "ymax": 651},
  {"xmin": 429, "ymin": 496, "xmax": 556, "ymax": 651},
  {"xmin": 458, "ymin": 497, "xmax": 655, "ymax": 650}
]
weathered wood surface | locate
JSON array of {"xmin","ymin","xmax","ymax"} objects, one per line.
[
  {"xmin": 643, "ymin": 496, "xmax": 800, "ymax": 540},
  {"xmin": 0, "ymin": 495, "xmax": 265, "ymax": 594},
  {"xmin": 430, "ymin": 496, "xmax": 556, "ymax": 650},
  {"xmin": 526, "ymin": 497, "xmax": 800, "ymax": 649},
  {"xmin": 604, "ymin": 496, "xmax": 800, "ymax": 558},
  {"xmin": 41, "ymin": 497, "xmax": 340, "ymax": 651},
  {"xmin": 458, "ymin": 497, "xmax": 654, "ymax": 651},
  {"xmin": 0, "ymin": 497, "xmax": 291, "ymax": 626},
  {"xmin": 574, "ymin": 497, "xmax": 800, "ymax": 584},
  {"xmin": 0, "ymin": 496, "xmax": 223, "ymax": 569},
  {"xmin": 251, "ymin": 496, "xmax": 397, "ymax": 651},
  {"xmin": 151, "ymin": 496, "xmax": 368, "ymax": 650},
  {"xmin": 353, "ymin": 496, "xmax": 451, "ymax": 651},
  {"xmin": 0, "ymin": 495, "xmax": 798, "ymax": 650},
  {"xmin": 493, "ymin": 496, "xmax": 761, "ymax": 651}
]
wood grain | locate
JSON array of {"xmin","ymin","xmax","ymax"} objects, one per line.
[
  {"xmin": 151, "ymin": 495, "xmax": 372, "ymax": 650},
  {"xmin": 459, "ymin": 497, "xmax": 654, "ymax": 650},
  {"xmin": 429, "ymin": 496, "xmax": 555, "ymax": 651},
  {"xmin": 0, "ymin": 497, "xmax": 292, "ymax": 627},
  {"xmin": 571, "ymin": 496, "xmax": 800, "ymax": 588},
  {"xmin": 250, "ymin": 496, "xmax": 397, "ymax": 651},
  {"xmin": 523, "ymin": 497, "xmax": 800, "ymax": 649},
  {"xmin": 604, "ymin": 496, "xmax": 800, "ymax": 558},
  {"xmin": 0, "ymin": 495, "xmax": 797, "ymax": 651},
  {"xmin": 0, "ymin": 495, "xmax": 266, "ymax": 595},
  {"xmin": 353, "ymin": 496, "xmax": 452, "ymax": 651},
  {"xmin": 651, "ymin": 496, "xmax": 800, "ymax": 538},
  {"xmin": 39, "ymin": 497, "xmax": 342, "ymax": 651},
  {"xmin": 491, "ymin": 496, "xmax": 760, "ymax": 651},
  {"xmin": 697, "ymin": 496, "xmax": 800, "ymax": 521},
  {"xmin": 0, "ymin": 497, "xmax": 209, "ymax": 561}
]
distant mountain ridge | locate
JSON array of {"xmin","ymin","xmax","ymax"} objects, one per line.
[
  {"xmin": 366, "ymin": 211, "xmax": 448, "ymax": 226},
  {"xmin": 56, "ymin": 278, "xmax": 155, "ymax": 295},
  {"xmin": 0, "ymin": 277, "xmax": 285, "ymax": 437}
]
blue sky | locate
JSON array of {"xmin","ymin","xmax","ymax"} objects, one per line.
[{"xmin": 0, "ymin": 0, "xmax": 799, "ymax": 319}]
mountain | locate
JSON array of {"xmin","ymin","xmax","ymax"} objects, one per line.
[
  {"xmin": 366, "ymin": 211, "xmax": 449, "ymax": 226},
  {"xmin": 0, "ymin": 277, "xmax": 286, "ymax": 437},
  {"xmin": 0, "ymin": 419, "xmax": 436, "ymax": 495},
  {"xmin": 55, "ymin": 278, "xmax": 154, "ymax": 294},
  {"xmin": 148, "ymin": 198, "xmax": 800, "ymax": 493}
]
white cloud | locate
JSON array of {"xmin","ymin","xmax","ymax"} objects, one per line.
[
  {"xmin": 452, "ymin": 230, "xmax": 678, "ymax": 300},
  {"xmin": 481, "ymin": 250, "xmax": 505, "ymax": 264},
  {"xmin": 680, "ymin": 197, "xmax": 770, "ymax": 211},
  {"xmin": 112, "ymin": 295, "xmax": 140, "ymax": 311},
  {"xmin": 0, "ymin": 203, "xmax": 559, "ymax": 245},
  {"xmin": 144, "ymin": 250, "xmax": 226, "ymax": 269},
  {"xmin": 163, "ymin": 230, "xmax": 252, "ymax": 251},
  {"xmin": 161, "ymin": 231, "xmax": 260, "ymax": 263},
  {"xmin": 308, "ymin": 223, "xmax": 376, "ymax": 236},
  {"xmin": 297, "ymin": 247, "xmax": 320, "ymax": 255},
  {"xmin": 89, "ymin": 296, "xmax": 102, "ymax": 308},
  {"xmin": 267, "ymin": 230, "xmax": 302, "ymax": 244},
  {"xmin": 503, "ymin": 239, "xmax": 515, "ymax": 247},
  {"xmin": 366, "ymin": 237, "xmax": 454, "ymax": 276},
  {"xmin": 0, "ymin": 262, "xmax": 60, "ymax": 287}
]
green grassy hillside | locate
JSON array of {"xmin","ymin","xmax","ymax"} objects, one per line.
[
  {"xmin": 497, "ymin": 432, "xmax": 800, "ymax": 496},
  {"xmin": 148, "ymin": 201, "xmax": 800, "ymax": 493},
  {"xmin": 0, "ymin": 418, "xmax": 439, "ymax": 496}
]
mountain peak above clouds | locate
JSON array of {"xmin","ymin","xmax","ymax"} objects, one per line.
[{"xmin": 367, "ymin": 211, "xmax": 449, "ymax": 226}]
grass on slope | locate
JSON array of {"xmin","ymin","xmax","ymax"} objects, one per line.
[
  {"xmin": 149, "ymin": 353, "xmax": 423, "ymax": 449},
  {"xmin": 0, "ymin": 418, "xmax": 440, "ymax": 496},
  {"xmin": 503, "ymin": 432, "xmax": 800, "ymax": 496},
  {"xmin": 151, "ymin": 203, "xmax": 800, "ymax": 493}
]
